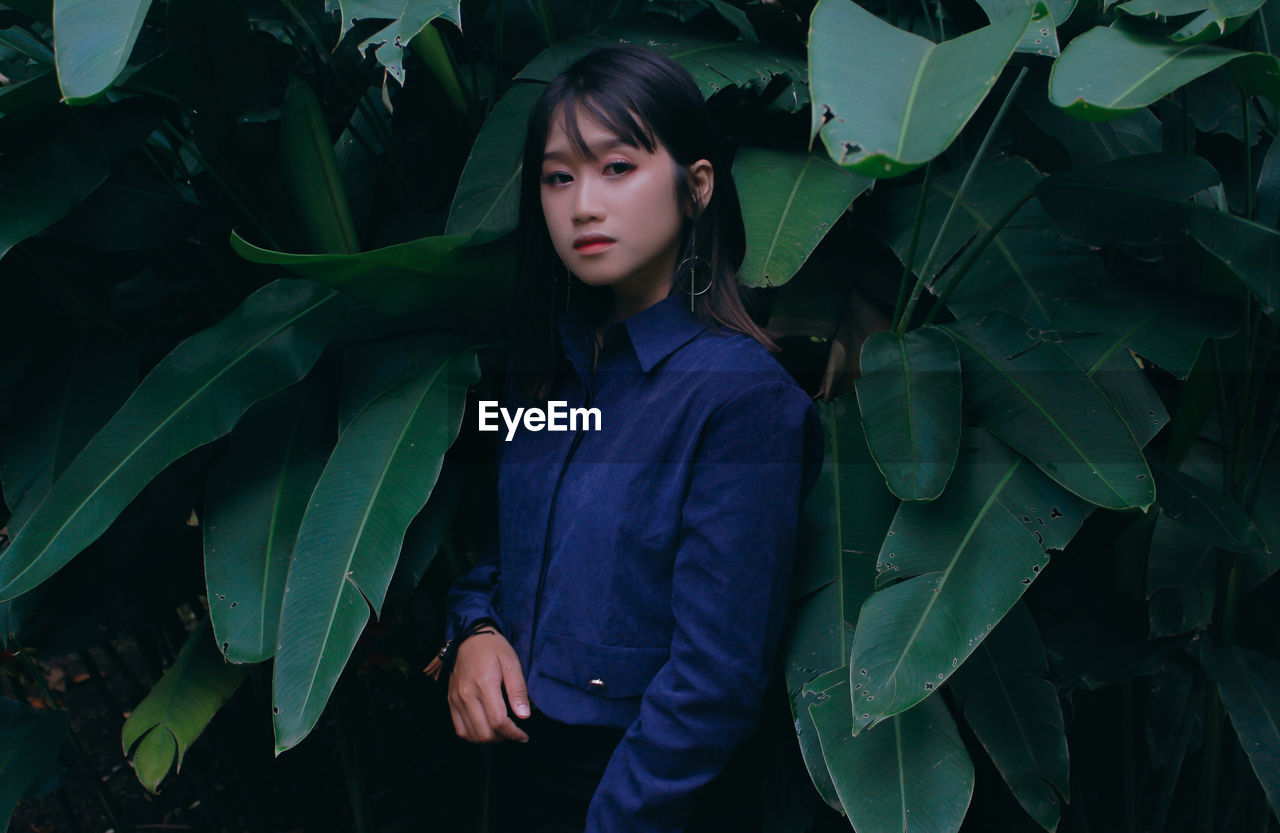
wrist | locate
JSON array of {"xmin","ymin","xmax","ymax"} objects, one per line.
[{"xmin": 424, "ymin": 617, "xmax": 501, "ymax": 680}]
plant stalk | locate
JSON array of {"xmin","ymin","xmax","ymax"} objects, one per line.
[
  {"xmin": 896, "ymin": 66, "xmax": 1028, "ymax": 335},
  {"xmin": 893, "ymin": 160, "xmax": 934, "ymax": 329},
  {"xmin": 922, "ymin": 186, "xmax": 1037, "ymax": 326}
]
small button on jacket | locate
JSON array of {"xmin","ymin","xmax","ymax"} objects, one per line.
[{"xmin": 446, "ymin": 294, "xmax": 823, "ymax": 833}]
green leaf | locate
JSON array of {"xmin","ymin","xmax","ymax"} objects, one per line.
[
  {"xmin": 229, "ymin": 233, "xmax": 514, "ymax": 330},
  {"xmin": 0, "ymin": 341, "xmax": 137, "ymax": 536},
  {"xmin": 1197, "ymin": 642, "xmax": 1280, "ymax": 819},
  {"xmin": 950, "ymin": 603, "xmax": 1069, "ymax": 832},
  {"xmin": 0, "ymin": 280, "xmax": 348, "ymax": 602},
  {"xmin": 1146, "ymin": 512, "xmax": 1216, "ymax": 635},
  {"xmin": 408, "ymin": 23, "xmax": 466, "ymax": 113},
  {"xmin": 1048, "ymin": 22, "xmax": 1280, "ymax": 119},
  {"xmin": 1116, "ymin": 0, "xmax": 1267, "ymax": 43},
  {"xmin": 1016, "ymin": 86, "xmax": 1163, "ymax": 167},
  {"xmin": 272, "ymin": 348, "xmax": 480, "ymax": 752},
  {"xmin": 445, "ymin": 83, "xmax": 542, "ymax": 243},
  {"xmin": 205, "ymin": 383, "xmax": 334, "ymax": 664},
  {"xmin": 785, "ymin": 397, "xmax": 898, "ymax": 809},
  {"xmin": 809, "ymin": 0, "xmax": 1049, "ymax": 177},
  {"xmin": 53, "ymin": 0, "xmax": 155, "ymax": 103},
  {"xmin": 811, "ymin": 680, "xmax": 974, "ymax": 833},
  {"xmin": 855, "ymin": 328, "xmax": 962, "ymax": 501},
  {"xmin": 122, "ymin": 620, "xmax": 248, "ymax": 793},
  {"xmin": 278, "ymin": 74, "xmax": 359, "ymax": 255},
  {"xmin": 848, "ymin": 429, "xmax": 1086, "ymax": 732},
  {"xmin": 873, "ymin": 155, "xmax": 1102, "ymax": 327},
  {"xmin": 0, "ymin": 100, "xmax": 159, "ymax": 260},
  {"xmin": 975, "ymin": 0, "xmax": 1070, "ymax": 56},
  {"xmin": 0, "ymin": 697, "xmax": 67, "ymax": 829},
  {"xmin": 518, "ymin": 15, "xmax": 809, "ymax": 108},
  {"xmin": 337, "ymin": 0, "xmax": 461, "ymax": 87},
  {"xmin": 1051, "ymin": 282, "xmax": 1239, "ymax": 379},
  {"xmin": 1038, "ymin": 154, "xmax": 1280, "ymax": 317},
  {"xmin": 0, "ymin": 24, "xmax": 54, "ymax": 64},
  {"xmin": 944, "ymin": 311, "xmax": 1155, "ymax": 510},
  {"xmin": 1152, "ymin": 464, "xmax": 1264, "ymax": 551},
  {"xmin": 733, "ymin": 147, "xmax": 870, "ymax": 288}
]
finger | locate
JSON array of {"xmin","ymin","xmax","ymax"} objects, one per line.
[
  {"xmin": 500, "ymin": 657, "xmax": 531, "ymax": 719},
  {"xmin": 481, "ymin": 679, "xmax": 529, "ymax": 743},
  {"xmin": 464, "ymin": 693, "xmax": 496, "ymax": 743},
  {"xmin": 449, "ymin": 702, "xmax": 471, "ymax": 741}
]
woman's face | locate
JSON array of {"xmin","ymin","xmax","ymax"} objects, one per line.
[{"xmin": 540, "ymin": 107, "xmax": 707, "ymax": 310}]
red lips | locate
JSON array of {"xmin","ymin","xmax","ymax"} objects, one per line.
[{"xmin": 573, "ymin": 232, "xmax": 616, "ymax": 250}]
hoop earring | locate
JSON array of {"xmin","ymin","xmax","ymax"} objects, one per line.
[{"xmin": 676, "ymin": 226, "xmax": 712, "ymax": 312}]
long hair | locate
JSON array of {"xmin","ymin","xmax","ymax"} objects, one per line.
[{"xmin": 511, "ymin": 45, "xmax": 776, "ymax": 403}]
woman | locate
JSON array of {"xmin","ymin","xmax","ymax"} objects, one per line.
[{"xmin": 436, "ymin": 45, "xmax": 822, "ymax": 833}]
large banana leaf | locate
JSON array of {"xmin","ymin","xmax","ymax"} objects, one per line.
[
  {"xmin": 1038, "ymin": 154, "xmax": 1280, "ymax": 317},
  {"xmin": 205, "ymin": 383, "xmax": 334, "ymax": 664},
  {"xmin": 950, "ymin": 603, "xmax": 1069, "ymax": 832},
  {"xmin": 811, "ymin": 680, "xmax": 974, "ymax": 833},
  {"xmin": 336, "ymin": 0, "xmax": 461, "ymax": 87},
  {"xmin": 445, "ymin": 83, "xmax": 543, "ymax": 243},
  {"xmin": 855, "ymin": 328, "xmax": 963, "ymax": 502},
  {"xmin": 0, "ymin": 341, "xmax": 136, "ymax": 535},
  {"xmin": 1146, "ymin": 512, "xmax": 1216, "ymax": 635},
  {"xmin": 1198, "ymin": 642, "xmax": 1280, "ymax": 819},
  {"xmin": 1115, "ymin": 0, "xmax": 1267, "ymax": 42},
  {"xmin": 1152, "ymin": 465, "xmax": 1264, "ymax": 551},
  {"xmin": 0, "ymin": 280, "xmax": 348, "ymax": 603},
  {"xmin": 1057, "ymin": 334, "xmax": 1169, "ymax": 448},
  {"xmin": 945, "ymin": 312, "xmax": 1155, "ymax": 510},
  {"xmin": 872, "ymin": 155, "xmax": 1102, "ymax": 327},
  {"xmin": 1048, "ymin": 22, "xmax": 1280, "ymax": 119},
  {"xmin": 848, "ymin": 429, "xmax": 1086, "ymax": 732},
  {"xmin": 272, "ymin": 348, "xmax": 480, "ymax": 752},
  {"xmin": 279, "ymin": 74, "xmax": 359, "ymax": 255},
  {"xmin": 733, "ymin": 147, "xmax": 870, "ymax": 288},
  {"xmin": 1016, "ymin": 86, "xmax": 1163, "ymax": 167},
  {"xmin": 809, "ymin": 0, "xmax": 1049, "ymax": 177},
  {"xmin": 785, "ymin": 397, "xmax": 898, "ymax": 808},
  {"xmin": 518, "ymin": 15, "xmax": 809, "ymax": 108},
  {"xmin": 122, "ymin": 620, "xmax": 248, "ymax": 792},
  {"xmin": 1052, "ymin": 283, "xmax": 1239, "ymax": 379},
  {"xmin": 230, "ymin": 233, "xmax": 514, "ymax": 329},
  {"xmin": 52, "ymin": 0, "xmax": 154, "ymax": 103},
  {"xmin": 0, "ymin": 99, "xmax": 159, "ymax": 260},
  {"xmin": 0, "ymin": 696, "xmax": 67, "ymax": 830},
  {"xmin": 976, "ymin": 0, "xmax": 1069, "ymax": 55}
]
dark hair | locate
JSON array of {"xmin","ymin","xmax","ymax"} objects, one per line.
[{"xmin": 511, "ymin": 44, "xmax": 777, "ymax": 402}]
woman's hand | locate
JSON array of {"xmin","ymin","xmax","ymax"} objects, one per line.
[{"xmin": 447, "ymin": 631, "xmax": 532, "ymax": 743}]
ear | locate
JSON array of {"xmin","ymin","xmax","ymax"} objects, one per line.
[{"xmin": 688, "ymin": 158, "xmax": 714, "ymax": 216}]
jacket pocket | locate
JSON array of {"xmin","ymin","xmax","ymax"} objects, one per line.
[{"xmin": 537, "ymin": 631, "xmax": 669, "ymax": 700}]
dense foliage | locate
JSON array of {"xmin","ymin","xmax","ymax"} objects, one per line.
[{"xmin": 0, "ymin": 0, "xmax": 1277, "ymax": 830}]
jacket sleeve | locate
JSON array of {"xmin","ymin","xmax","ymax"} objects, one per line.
[
  {"xmin": 442, "ymin": 535, "xmax": 504, "ymax": 646},
  {"xmin": 585, "ymin": 381, "xmax": 823, "ymax": 833}
]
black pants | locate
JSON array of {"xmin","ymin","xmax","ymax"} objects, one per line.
[
  {"xmin": 485, "ymin": 709, "xmax": 753, "ymax": 833},
  {"xmin": 487, "ymin": 709, "xmax": 627, "ymax": 833}
]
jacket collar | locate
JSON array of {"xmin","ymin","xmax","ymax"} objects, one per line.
[{"xmin": 558, "ymin": 294, "xmax": 706, "ymax": 374}]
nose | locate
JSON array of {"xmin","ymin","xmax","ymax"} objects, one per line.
[{"xmin": 572, "ymin": 175, "xmax": 604, "ymax": 225}]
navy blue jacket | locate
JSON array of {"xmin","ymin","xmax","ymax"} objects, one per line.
[{"xmin": 445, "ymin": 295, "xmax": 822, "ymax": 832}]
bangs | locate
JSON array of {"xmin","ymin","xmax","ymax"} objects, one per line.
[{"xmin": 552, "ymin": 88, "xmax": 658, "ymax": 158}]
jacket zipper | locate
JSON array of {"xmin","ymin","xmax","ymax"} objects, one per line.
[{"xmin": 526, "ymin": 374, "xmax": 593, "ymax": 671}]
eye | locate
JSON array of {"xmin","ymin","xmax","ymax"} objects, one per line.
[
  {"xmin": 542, "ymin": 171, "xmax": 572, "ymax": 186},
  {"xmin": 603, "ymin": 161, "xmax": 634, "ymax": 176}
]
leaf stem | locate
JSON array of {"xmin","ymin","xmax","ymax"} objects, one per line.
[
  {"xmin": 892, "ymin": 160, "xmax": 934, "ymax": 329},
  {"xmin": 896, "ymin": 66, "xmax": 1028, "ymax": 336},
  {"xmin": 922, "ymin": 185, "xmax": 1037, "ymax": 326}
]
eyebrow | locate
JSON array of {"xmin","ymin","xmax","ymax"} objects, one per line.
[{"xmin": 542, "ymin": 138, "xmax": 637, "ymax": 162}]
